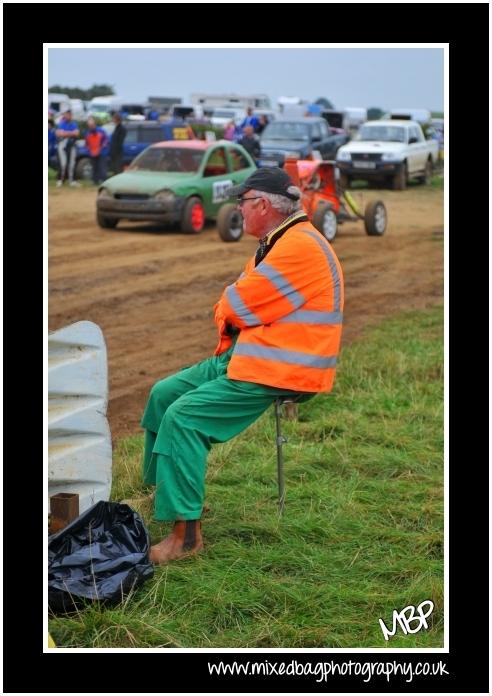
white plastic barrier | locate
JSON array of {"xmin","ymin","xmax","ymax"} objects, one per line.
[{"xmin": 48, "ymin": 321, "xmax": 112, "ymax": 514}]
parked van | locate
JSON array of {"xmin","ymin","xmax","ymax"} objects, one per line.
[
  {"xmin": 343, "ymin": 107, "xmax": 368, "ymax": 135},
  {"xmin": 387, "ymin": 108, "xmax": 431, "ymax": 125},
  {"xmin": 210, "ymin": 106, "xmax": 246, "ymax": 127},
  {"xmin": 88, "ymin": 96, "xmax": 147, "ymax": 118},
  {"xmin": 87, "ymin": 95, "xmax": 122, "ymax": 114},
  {"xmin": 171, "ymin": 104, "xmax": 200, "ymax": 120},
  {"xmin": 69, "ymin": 98, "xmax": 86, "ymax": 120},
  {"xmin": 48, "ymin": 92, "xmax": 70, "ymax": 115}
]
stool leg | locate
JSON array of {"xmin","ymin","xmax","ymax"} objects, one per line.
[{"xmin": 275, "ymin": 399, "xmax": 286, "ymax": 514}]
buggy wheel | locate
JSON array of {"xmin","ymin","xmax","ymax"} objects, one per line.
[
  {"xmin": 364, "ymin": 200, "xmax": 387, "ymax": 236},
  {"xmin": 313, "ymin": 203, "xmax": 338, "ymax": 242},
  {"xmin": 217, "ymin": 203, "xmax": 243, "ymax": 242},
  {"xmin": 181, "ymin": 196, "xmax": 205, "ymax": 234}
]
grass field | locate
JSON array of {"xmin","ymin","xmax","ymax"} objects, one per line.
[{"xmin": 49, "ymin": 306, "xmax": 444, "ymax": 648}]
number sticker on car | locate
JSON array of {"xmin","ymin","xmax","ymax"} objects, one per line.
[
  {"xmin": 212, "ymin": 180, "xmax": 233, "ymax": 203},
  {"xmin": 172, "ymin": 127, "xmax": 190, "ymax": 140}
]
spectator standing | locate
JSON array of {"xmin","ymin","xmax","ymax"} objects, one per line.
[
  {"xmin": 240, "ymin": 106, "xmax": 260, "ymax": 133},
  {"xmin": 55, "ymin": 109, "xmax": 80, "ymax": 187},
  {"xmin": 48, "ymin": 117, "xmax": 57, "ymax": 162},
  {"xmin": 109, "ymin": 112, "xmax": 127, "ymax": 175},
  {"xmin": 239, "ymin": 125, "xmax": 261, "ymax": 161},
  {"xmin": 85, "ymin": 116, "xmax": 109, "ymax": 185},
  {"xmin": 223, "ymin": 121, "xmax": 236, "ymax": 141},
  {"xmin": 256, "ymin": 114, "xmax": 269, "ymax": 135}
]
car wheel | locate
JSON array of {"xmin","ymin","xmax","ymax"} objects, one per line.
[
  {"xmin": 181, "ymin": 196, "xmax": 205, "ymax": 234},
  {"xmin": 364, "ymin": 200, "xmax": 387, "ymax": 236},
  {"xmin": 217, "ymin": 203, "xmax": 243, "ymax": 242},
  {"xmin": 97, "ymin": 212, "xmax": 118, "ymax": 229},
  {"xmin": 392, "ymin": 162, "xmax": 407, "ymax": 190},
  {"xmin": 313, "ymin": 203, "xmax": 338, "ymax": 242},
  {"xmin": 75, "ymin": 157, "xmax": 93, "ymax": 181},
  {"xmin": 418, "ymin": 158, "xmax": 432, "ymax": 185},
  {"xmin": 339, "ymin": 172, "xmax": 350, "ymax": 189}
]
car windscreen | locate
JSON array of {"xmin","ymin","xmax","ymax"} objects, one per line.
[
  {"xmin": 261, "ymin": 122, "xmax": 310, "ymax": 141},
  {"xmin": 357, "ymin": 125, "xmax": 406, "ymax": 143},
  {"xmin": 129, "ymin": 147, "xmax": 204, "ymax": 173}
]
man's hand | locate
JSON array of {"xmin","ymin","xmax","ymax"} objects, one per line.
[{"xmin": 225, "ymin": 323, "xmax": 239, "ymax": 337}]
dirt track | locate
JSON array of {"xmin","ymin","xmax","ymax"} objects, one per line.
[{"xmin": 49, "ymin": 184, "xmax": 444, "ymax": 442}]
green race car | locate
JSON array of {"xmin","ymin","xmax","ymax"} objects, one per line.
[{"xmin": 96, "ymin": 139, "xmax": 256, "ymax": 240}]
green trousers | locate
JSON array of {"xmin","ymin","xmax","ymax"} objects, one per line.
[{"xmin": 140, "ymin": 344, "xmax": 311, "ymax": 521}]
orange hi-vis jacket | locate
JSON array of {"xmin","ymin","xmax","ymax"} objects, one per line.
[{"xmin": 214, "ymin": 218, "xmax": 344, "ymax": 393}]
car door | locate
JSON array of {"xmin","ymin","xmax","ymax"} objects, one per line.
[
  {"xmin": 407, "ymin": 125, "xmax": 424, "ymax": 174},
  {"xmin": 122, "ymin": 126, "xmax": 141, "ymax": 165},
  {"xmin": 412, "ymin": 124, "xmax": 428, "ymax": 171},
  {"xmin": 318, "ymin": 120, "xmax": 338, "ymax": 160},
  {"xmin": 310, "ymin": 121, "xmax": 326, "ymax": 158},
  {"xmin": 199, "ymin": 146, "xmax": 234, "ymax": 217}
]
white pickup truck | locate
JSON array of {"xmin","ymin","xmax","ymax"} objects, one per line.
[{"xmin": 336, "ymin": 119, "xmax": 439, "ymax": 190}]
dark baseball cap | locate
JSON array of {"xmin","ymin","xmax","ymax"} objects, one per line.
[{"xmin": 229, "ymin": 167, "xmax": 300, "ymax": 200}]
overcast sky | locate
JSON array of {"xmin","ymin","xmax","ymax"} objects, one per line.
[{"xmin": 47, "ymin": 45, "xmax": 445, "ymax": 112}]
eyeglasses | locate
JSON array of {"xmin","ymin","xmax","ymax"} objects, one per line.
[{"xmin": 237, "ymin": 196, "xmax": 263, "ymax": 208}]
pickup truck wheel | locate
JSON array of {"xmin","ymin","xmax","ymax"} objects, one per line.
[
  {"xmin": 364, "ymin": 200, "xmax": 387, "ymax": 236},
  {"xmin": 339, "ymin": 173, "xmax": 350, "ymax": 189},
  {"xmin": 217, "ymin": 203, "xmax": 243, "ymax": 242},
  {"xmin": 97, "ymin": 212, "xmax": 118, "ymax": 229},
  {"xmin": 181, "ymin": 196, "xmax": 205, "ymax": 234},
  {"xmin": 313, "ymin": 203, "xmax": 338, "ymax": 242},
  {"xmin": 418, "ymin": 159, "xmax": 433, "ymax": 185},
  {"xmin": 75, "ymin": 157, "xmax": 93, "ymax": 181},
  {"xmin": 392, "ymin": 163, "xmax": 407, "ymax": 190}
]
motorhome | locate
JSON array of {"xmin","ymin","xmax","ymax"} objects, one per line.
[{"xmin": 191, "ymin": 93, "xmax": 271, "ymax": 109}]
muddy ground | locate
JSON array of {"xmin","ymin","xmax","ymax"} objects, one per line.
[{"xmin": 49, "ymin": 184, "xmax": 444, "ymax": 442}]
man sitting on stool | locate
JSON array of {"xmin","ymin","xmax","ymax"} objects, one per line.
[{"xmin": 141, "ymin": 167, "xmax": 345, "ymax": 564}]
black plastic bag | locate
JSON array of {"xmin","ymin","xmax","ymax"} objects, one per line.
[{"xmin": 48, "ymin": 501, "xmax": 154, "ymax": 614}]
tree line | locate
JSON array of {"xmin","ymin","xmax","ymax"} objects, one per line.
[{"xmin": 48, "ymin": 84, "xmax": 115, "ymax": 99}]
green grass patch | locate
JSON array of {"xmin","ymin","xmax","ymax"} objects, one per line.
[
  {"xmin": 430, "ymin": 173, "xmax": 444, "ymax": 188},
  {"xmin": 50, "ymin": 306, "xmax": 444, "ymax": 648}
]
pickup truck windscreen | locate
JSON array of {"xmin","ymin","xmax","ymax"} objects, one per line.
[
  {"xmin": 262, "ymin": 122, "xmax": 310, "ymax": 141},
  {"xmin": 357, "ymin": 125, "xmax": 406, "ymax": 143}
]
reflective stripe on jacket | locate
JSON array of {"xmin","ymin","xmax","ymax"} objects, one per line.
[{"xmin": 214, "ymin": 220, "xmax": 344, "ymax": 392}]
